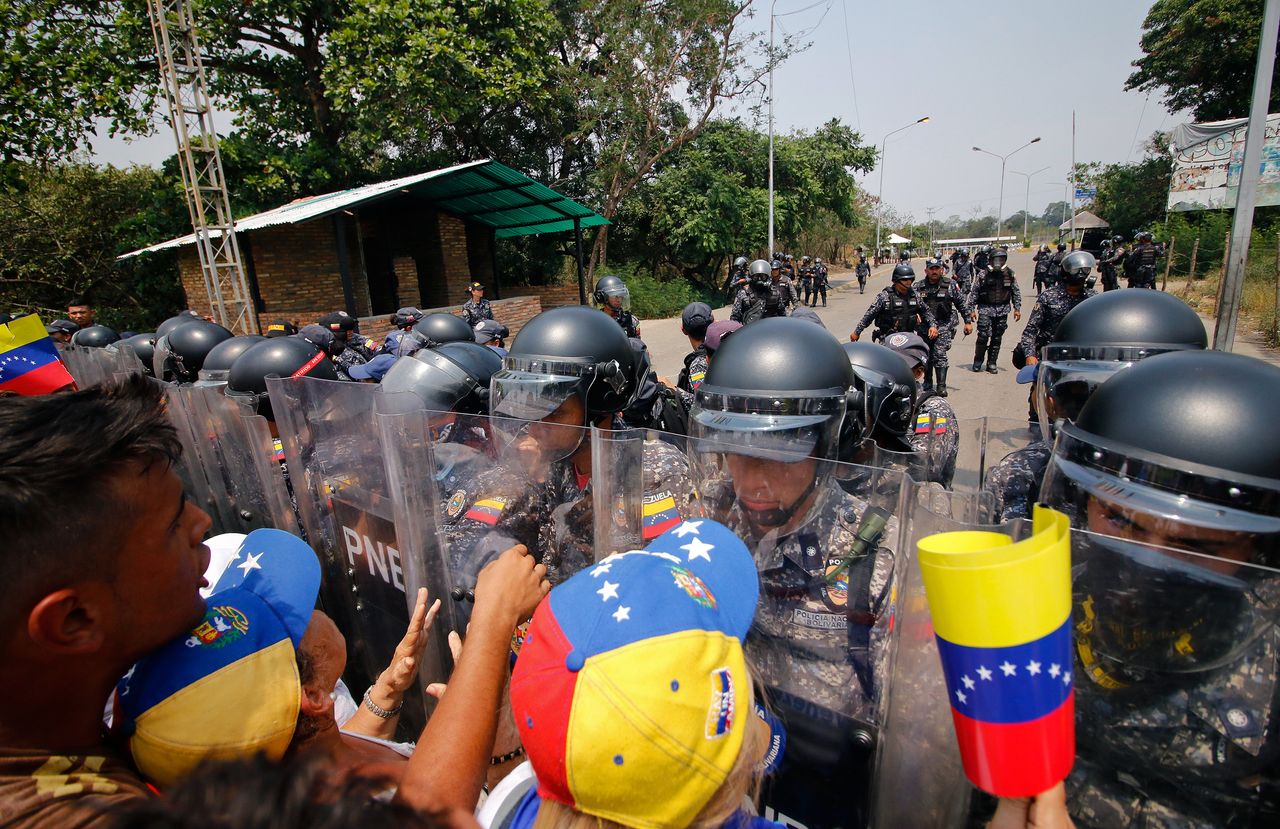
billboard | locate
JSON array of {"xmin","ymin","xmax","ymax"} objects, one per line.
[{"xmin": 1167, "ymin": 113, "xmax": 1280, "ymax": 211}]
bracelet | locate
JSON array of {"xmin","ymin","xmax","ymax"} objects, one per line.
[
  {"xmin": 490, "ymin": 745, "xmax": 525, "ymax": 766},
  {"xmin": 362, "ymin": 687, "xmax": 404, "ymax": 719}
]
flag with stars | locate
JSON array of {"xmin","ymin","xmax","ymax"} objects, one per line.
[
  {"xmin": 917, "ymin": 505, "xmax": 1074, "ymax": 798},
  {"xmin": 0, "ymin": 314, "xmax": 75, "ymax": 395},
  {"xmin": 115, "ymin": 528, "xmax": 321, "ymax": 787},
  {"xmin": 509, "ymin": 519, "xmax": 761, "ymax": 829}
]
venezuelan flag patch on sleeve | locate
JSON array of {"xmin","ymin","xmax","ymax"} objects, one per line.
[
  {"xmin": 916, "ymin": 413, "xmax": 948, "ymax": 435},
  {"xmin": 642, "ymin": 490, "xmax": 682, "ymax": 539},
  {"xmin": 464, "ymin": 496, "xmax": 508, "ymax": 525}
]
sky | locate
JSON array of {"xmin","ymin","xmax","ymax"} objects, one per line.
[{"xmin": 91, "ymin": 0, "xmax": 1188, "ymax": 223}]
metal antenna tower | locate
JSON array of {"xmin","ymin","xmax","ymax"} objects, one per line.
[{"xmin": 145, "ymin": 0, "xmax": 257, "ymax": 334}]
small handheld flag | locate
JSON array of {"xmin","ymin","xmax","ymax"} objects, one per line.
[
  {"xmin": 917, "ymin": 505, "xmax": 1074, "ymax": 798},
  {"xmin": 0, "ymin": 314, "xmax": 75, "ymax": 395}
]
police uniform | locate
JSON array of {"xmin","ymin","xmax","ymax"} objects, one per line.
[
  {"xmin": 911, "ymin": 392, "xmax": 959, "ymax": 487},
  {"xmin": 1127, "ymin": 242, "xmax": 1159, "ymax": 289},
  {"xmin": 982, "ymin": 439, "xmax": 1052, "ymax": 522},
  {"xmin": 913, "ymin": 275, "xmax": 970, "ymax": 374},
  {"xmin": 332, "ymin": 344, "xmax": 369, "ymax": 380},
  {"xmin": 969, "ymin": 265, "xmax": 1021, "ymax": 370},
  {"xmin": 810, "ymin": 263, "xmax": 829, "ymax": 307},
  {"xmin": 1033, "ymin": 249, "xmax": 1052, "ymax": 293},
  {"xmin": 798, "ymin": 263, "xmax": 814, "ymax": 305},
  {"xmin": 461, "ymin": 297, "xmax": 495, "ymax": 327},
  {"xmin": 607, "ymin": 308, "xmax": 642, "ymax": 339},
  {"xmin": 1099, "ymin": 247, "xmax": 1123, "ymax": 292},
  {"xmin": 854, "ymin": 285, "xmax": 938, "ymax": 341},
  {"xmin": 730, "ymin": 278, "xmax": 795, "ymax": 324},
  {"xmin": 676, "ymin": 345, "xmax": 708, "ymax": 398},
  {"xmin": 856, "ymin": 255, "xmax": 871, "ymax": 293},
  {"xmin": 1019, "ymin": 285, "xmax": 1097, "ymax": 362},
  {"xmin": 441, "ymin": 433, "xmax": 696, "ymax": 587}
]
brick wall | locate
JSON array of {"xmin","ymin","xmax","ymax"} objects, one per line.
[
  {"xmin": 439, "ymin": 214, "xmax": 472, "ymax": 304},
  {"xmin": 502, "ymin": 283, "xmax": 583, "ymax": 308},
  {"xmin": 392, "ymin": 257, "xmax": 420, "ymax": 308},
  {"xmin": 358, "ymin": 295, "xmax": 544, "ymax": 343}
]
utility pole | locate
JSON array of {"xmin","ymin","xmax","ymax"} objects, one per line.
[
  {"xmin": 974, "ymin": 138, "xmax": 1041, "ymax": 243},
  {"xmin": 146, "ymin": 0, "xmax": 256, "ymax": 333},
  {"xmin": 1215, "ymin": 0, "xmax": 1280, "ymax": 350},
  {"xmin": 876, "ymin": 116, "xmax": 930, "ymax": 258},
  {"xmin": 1011, "ymin": 166, "xmax": 1050, "ymax": 243},
  {"xmin": 767, "ymin": 0, "xmax": 776, "ymax": 255},
  {"xmin": 925, "ymin": 207, "xmax": 937, "ymax": 250}
]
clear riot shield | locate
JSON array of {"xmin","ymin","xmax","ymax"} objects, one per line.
[
  {"xmin": 59, "ymin": 343, "xmax": 144, "ymax": 387},
  {"xmin": 590, "ymin": 425, "xmax": 644, "ymax": 561},
  {"xmin": 267, "ymin": 375, "xmax": 435, "ymax": 741},
  {"xmin": 162, "ymin": 382, "xmax": 297, "ymax": 538},
  {"xmin": 1063, "ymin": 528, "xmax": 1280, "ymax": 826},
  {"xmin": 688, "ymin": 430, "xmax": 910, "ymax": 829},
  {"xmin": 949, "ymin": 416, "xmax": 1040, "ymax": 493},
  {"xmin": 870, "ymin": 481, "xmax": 1004, "ymax": 828},
  {"xmin": 837, "ymin": 438, "xmax": 923, "ymax": 508}
]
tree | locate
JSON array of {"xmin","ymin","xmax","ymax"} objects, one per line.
[
  {"xmin": 1127, "ymin": 0, "xmax": 1280, "ymax": 121},
  {"xmin": 1041, "ymin": 201, "xmax": 1069, "ymax": 226},
  {"xmin": 1089, "ymin": 134, "xmax": 1174, "ymax": 239},
  {"xmin": 0, "ymin": 161, "xmax": 190, "ymax": 329}
]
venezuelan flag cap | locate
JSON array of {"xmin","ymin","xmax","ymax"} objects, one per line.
[
  {"xmin": 116, "ymin": 528, "xmax": 320, "ymax": 788},
  {"xmin": 510, "ymin": 520, "xmax": 760, "ymax": 829}
]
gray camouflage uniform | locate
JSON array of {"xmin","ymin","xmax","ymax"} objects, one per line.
[
  {"xmin": 331, "ymin": 347, "xmax": 368, "ymax": 380},
  {"xmin": 911, "ymin": 393, "xmax": 960, "ymax": 487},
  {"xmin": 1065, "ymin": 586, "xmax": 1280, "ymax": 826},
  {"xmin": 460, "ymin": 297, "xmax": 494, "ymax": 327},
  {"xmin": 1019, "ymin": 285, "xmax": 1097, "ymax": 359},
  {"xmin": 440, "ymin": 433, "xmax": 696, "ymax": 587},
  {"xmin": 982, "ymin": 439, "xmax": 1052, "ymax": 522},
  {"xmin": 854, "ymin": 286, "xmax": 939, "ymax": 341},
  {"xmin": 914, "ymin": 276, "xmax": 971, "ymax": 371}
]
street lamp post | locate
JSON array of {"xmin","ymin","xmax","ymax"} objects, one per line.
[
  {"xmin": 767, "ymin": 0, "xmax": 777, "ymax": 254},
  {"xmin": 1009, "ymin": 165, "xmax": 1050, "ymax": 242},
  {"xmin": 972, "ymin": 137, "xmax": 1041, "ymax": 244},
  {"xmin": 875, "ymin": 116, "xmax": 930, "ymax": 259}
]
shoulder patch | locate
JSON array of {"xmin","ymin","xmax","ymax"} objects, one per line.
[
  {"xmin": 445, "ymin": 489, "xmax": 467, "ymax": 518},
  {"xmin": 464, "ymin": 495, "xmax": 508, "ymax": 525}
]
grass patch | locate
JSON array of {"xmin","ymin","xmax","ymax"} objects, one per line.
[{"xmin": 601, "ymin": 263, "xmax": 724, "ymax": 319}]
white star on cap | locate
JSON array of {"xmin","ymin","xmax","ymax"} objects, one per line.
[
  {"xmin": 961, "ymin": 675, "xmax": 975, "ymax": 690},
  {"xmin": 1062, "ymin": 671, "xmax": 1072, "ymax": 685},
  {"xmin": 1048, "ymin": 663, "xmax": 1061, "ymax": 679},
  {"xmin": 591, "ymin": 562, "xmax": 613, "ymax": 578},
  {"xmin": 681, "ymin": 537, "xmax": 714, "ymax": 562},
  {"xmin": 956, "ymin": 689, "xmax": 968, "ymax": 705},
  {"xmin": 1027, "ymin": 660, "xmax": 1041, "ymax": 676},
  {"xmin": 976, "ymin": 665, "xmax": 993, "ymax": 681},
  {"xmin": 237, "ymin": 552, "xmax": 263, "ymax": 575},
  {"xmin": 597, "ymin": 580, "xmax": 619, "ymax": 601},
  {"xmin": 999, "ymin": 661, "xmax": 1017, "ymax": 677},
  {"xmin": 671, "ymin": 521, "xmax": 703, "ymax": 538},
  {"xmin": 612, "ymin": 605, "xmax": 631, "ymax": 623}
]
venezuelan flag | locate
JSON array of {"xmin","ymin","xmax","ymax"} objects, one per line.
[
  {"xmin": 641, "ymin": 492, "xmax": 681, "ymax": 540},
  {"xmin": 917, "ymin": 505, "xmax": 1073, "ymax": 797},
  {"xmin": 465, "ymin": 497, "xmax": 507, "ymax": 525},
  {"xmin": 0, "ymin": 314, "xmax": 75, "ymax": 395},
  {"xmin": 915, "ymin": 413, "xmax": 947, "ymax": 434}
]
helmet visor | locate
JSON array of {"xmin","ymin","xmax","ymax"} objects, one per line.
[{"xmin": 599, "ymin": 286, "xmax": 630, "ymax": 312}]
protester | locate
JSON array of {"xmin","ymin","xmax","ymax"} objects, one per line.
[
  {"xmin": 66, "ymin": 298, "xmax": 96, "ymax": 329},
  {"xmin": 0, "ymin": 376, "xmax": 212, "ymax": 827}
]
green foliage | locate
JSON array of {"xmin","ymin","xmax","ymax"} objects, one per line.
[
  {"xmin": 0, "ymin": 161, "xmax": 190, "ymax": 329},
  {"xmin": 603, "ymin": 262, "xmax": 720, "ymax": 319},
  {"xmin": 1127, "ymin": 0, "xmax": 1279, "ymax": 121},
  {"xmin": 1087, "ymin": 133, "xmax": 1173, "ymax": 239}
]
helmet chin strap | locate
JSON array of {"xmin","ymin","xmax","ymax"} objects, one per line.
[{"xmin": 741, "ymin": 474, "xmax": 820, "ymax": 531}]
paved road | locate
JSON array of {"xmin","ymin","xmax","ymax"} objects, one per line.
[{"xmin": 643, "ymin": 250, "xmax": 1044, "ymax": 424}]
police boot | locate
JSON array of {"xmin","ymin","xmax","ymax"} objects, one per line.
[
  {"xmin": 972, "ymin": 340, "xmax": 986, "ymax": 372},
  {"xmin": 986, "ymin": 342, "xmax": 1000, "ymax": 374},
  {"xmin": 936, "ymin": 367, "xmax": 949, "ymax": 396}
]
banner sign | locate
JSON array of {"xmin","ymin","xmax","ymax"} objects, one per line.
[{"xmin": 1168, "ymin": 113, "xmax": 1280, "ymax": 211}]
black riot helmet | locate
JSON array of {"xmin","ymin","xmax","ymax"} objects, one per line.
[
  {"xmin": 841, "ymin": 342, "xmax": 917, "ymax": 453},
  {"xmin": 196, "ymin": 334, "xmax": 266, "ymax": 385},
  {"xmin": 1111, "ymin": 235, "xmax": 1123, "ymax": 245},
  {"xmin": 400, "ymin": 313, "xmax": 474, "ymax": 356},
  {"xmin": 1136, "ymin": 231, "xmax": 1153, "ymax": 243},
  {"xmin": 155, "ymin": 311, "xmax": 205, "ymax": 339},
  {"xmin": 154, "ymin": 320, "xmax": 234, "ymax": 383},
  {"xmin": 892, "ymin": 263, "xmax": 915, "ymax": 282},
  {"xmin": 733, "ymin": 256, "xmax": 748, "ymax": 269},
  {"xmin": 491, "ymin": 304, "xmax": 637, "ymax": 425},
  {"xmin": 120, "ymin": 333, "xmax": 157, "ymax": 377},
  {"xmin": 593, "ymin": 274, "xmax": 630, "ymax": 310},
  {"xmin": 70, "ymin": 325, "xmax": 120, "ymax": 348},
  {"xmin": 379, "ymin": 341, "xmax": 501, "ymax": 416},
  {"xmin": 1041, "ymin": 351, "xmax": 1280, "ymax": 682},
  {"xmin": 225, "ymin": 336, "xmax": 340, "ymax": 421},
  {"xmin": 1057, "ymin": 242, "xmax": 1067, "ymax": 252},
  {"xmin": 691, "ymin": 318, "xmax": 858, "ymax": 531},
  {"xmin": 1034, "ymin": 289, "xmax": 1207, "ymax": 441},
  {"xmin": 990, "ymin": 248, "xmax": 1008, "ymax": 267},
  {"xmin": 1058, "ymin": 250, "xmax": 1095, "ymax": 284}
]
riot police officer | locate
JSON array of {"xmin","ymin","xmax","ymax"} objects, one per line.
[
  {"xmin": 950, "ymin": 247, "xmax": 974, "ymax": 294},
  {"xmin": 731, "ymin": 259, "xmax": 795, "ymax": 323},
  {"xmin": 913, "ymin": 257, "xmax": 972, "ymax": 396},
  {"xmin": 460, "ymin": 282, "xmax": 495, "ymax": 327},
  {"xmin": 194, "ymin": 334, "xmax": 266, "ymax": 385},
  {"xmin": 883, "ymin": 331, "xmax": 960, "ymax": 487},
  {"xmin": 153, "ymin": 320, "xmax": 233, "ymax": 382},
  {"xmin": 855, "ymin": 247, "xmax": 871, "ymax": 294},
  {"xmin": 798, "ymin": 255, "xmax": 815, "ymax": 305},
  {"xmin": 1032, "ymin": 244, "xmax": 1052, "ymax": 295},
  {"xmin": 225, "ymin": 335, "xmax": 341, "ymax": 424},
  {"xmin": 1019, "ymin": 250, "xmax": 1098, "ymax": 421},
  {"xmin": 1096, "ymin": 239, "xmax": 1119, "ymax": 292},
  {"xmin": 70, "ymin": 325, "xmax": 121, "ymax": 348},
  {"xmin": 440, "ymin": 305, "xmax": 695, "ymax": 588},
  {"xmin": 688, "ymin": 317, "xmax": 896, "ymax": 829},
  {"xmin": 593, "ymin": 274, "xmax": 641, "ymax": 338},
  {"xmin": 1045, "ymin": 242, "xmax": 1068, "ymax": 287},
  {"xmin": 380, "ymin": 307, "xmax": 423, "ymax": 355},
  {"xmin": 968, "ymin": 247, "xmax": 1021, "ymax": 373},
  {"xmin": 851, "ymin": 264, "xmax": 939, "ymax": 343},
  {"xmin": 317, "ymin": 311, "xmax": 375, "ymax": 375},
  {"xmin": 1039, "ymin": 349, "xmax": 1280, "ymax": 825},
  {"xmin": 810, "ymin": 257, "xmax": 830, "ymax": 307},
  {"xmin": 724, "ymin": 255, "xmax": 750, "ymax": 295},
  {"xmin": 397, "ymin": 312, "xmax": 475, "ymax": 357},
  {"xmin": 973, "ymin": 245, "xmax": 991, "ymax": 274},
  {"xmin": 983, "ymin": 288, "xmax": 1206, "ymax": 522},
  {"xmin": 1127, "ymin": 230, "xmax": 1160, "ymax": 288}
]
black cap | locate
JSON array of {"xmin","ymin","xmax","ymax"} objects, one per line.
[
  {"xmin": 45, "ymin": 319, "xmax": 79, "ymax": 335},
  {"xmin": 681, "ymin": 302, "xmax": 714, "ymax": 333},
  {"xmin": 264, "ymin": 320, "xmax": 298, "ymax": 338}
]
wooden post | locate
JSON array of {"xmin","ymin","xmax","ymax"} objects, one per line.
[
  {"xmin": 1274, "ymin": 232, "xmax": 1280, "ymax": 343},
  {"xmin": 1162, "ymin": 236, "xmax": 1174, "ymax": 291},
  {"xmin": 1189, "ymin": 238, "xmax": 1200, "ymax": 283},
  {"xmin": 1215, "ymin": 233, "xmax": 1231, "ymax": 314}
]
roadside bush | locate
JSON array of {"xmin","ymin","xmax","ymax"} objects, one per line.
[{"xmin": 600, "ymin": 262, "xmax": 723, "ymax": 319}]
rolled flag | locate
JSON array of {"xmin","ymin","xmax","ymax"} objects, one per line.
[{"xmin": 917, "ymin": 505, "xmax": 1073, "ymax": 797}]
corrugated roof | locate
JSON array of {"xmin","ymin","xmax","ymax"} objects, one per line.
[{"xmin": 119, "ymin": 159, "xmax": 608, "ymax": 259}]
